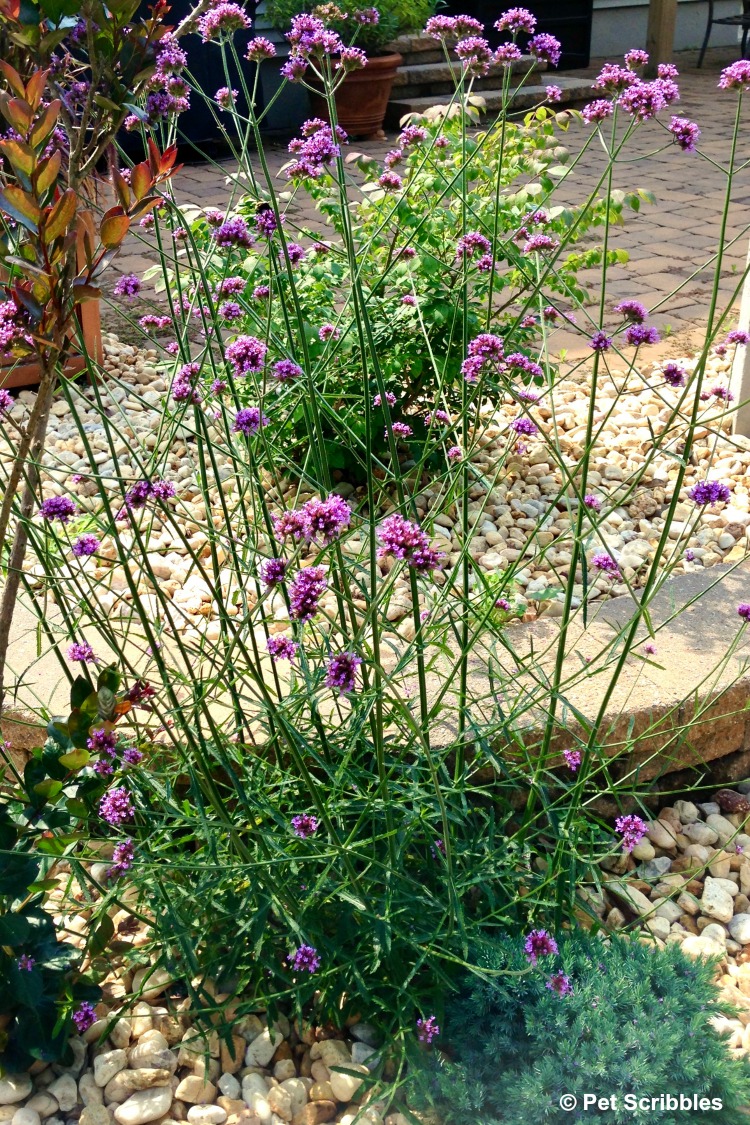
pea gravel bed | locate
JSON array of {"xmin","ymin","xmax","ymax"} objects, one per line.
[{"xmin": 1, "ymin": 334, "xmax": 747, "ymax": 645}]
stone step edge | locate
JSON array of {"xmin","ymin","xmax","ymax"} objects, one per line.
[{"xmin": 389, "ymin": 78, "xmax": 591, "ymax": 116}]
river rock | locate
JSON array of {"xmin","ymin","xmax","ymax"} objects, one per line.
[
  {"xmin": 280, "ymin": 1080, "xmax": 306, "ymax": 1119},
  {"xmin": 114, "ymin": 1088, "xmax": 173, "ymax": 1125},
  {"xmin": 131, "ymin": 968, "xmax": 172, "ymax": 1003},
  {"xmin": 131, "ymin": 1004, "xmax": 154, "ymax": 1039},
  {"xmin": 24, "ymin": 1096, "xmax": 57, "ymax": 1120},
  {"xmin": 128, "ymin": 1032, "xmax": 176, "ymax": 1072},
  {"xmin": 217, "ymin": 1076, "xmax": 240, "ymax": 1101},
  {"xmin": 701, "ymin": 877, "xmax": 734, "ymax": 923},
  {"xmin": 46, "ymin": 1076, "xmax": 77, "ymax": 1114},
  {"xmin": 730, "ymin": 914, "xmax": 750, "ymax": 944},
  {"xmin": 105, "ymin": 1069, "xmax": 172, "ymax": 1103},
  {"xmin": 174, "ymin": 1077, "xmax": 216, "ymax": 1105},
  {"xmin": 327, "ymin": 1065, "xmax": 368, "ymax": 1103},
  {"xmin": 684, "ymin": 822, "xmax": 719, "ymax": 847},
  {"xmin": 0, "ymin": 1079, "xmax": 32, "ymax": 1107},
  {"xmin": 12, "ymin": 1108, "xmax": 40, "ymax": 1125},
  {"xmin": 702, "ymin": 923, "xmax": 728, "ymax": 946},
  {"xmin": 95, "ymin": 1049, "xmax": 128, "ymax": 1087},
  {"xmin": 186, "ymin": 1109, "xmax": 226, "ymax": 1125},
  {"xmin": 266, "ymin": 1088, "xmax": 291, "ymax": 1122},
  {"xmin": 604, "ymin": 881, "xmax": 653, "ymax": 917},
  {"xmin": 674, "ymin": 800, "xmax": 700, "ymax": 824},
  {"xmin": 681, "ymin": 933, "xmax": 726, "ymax": 959},
  {"xmin": 707, "ymin": 814, "xmax": 740, "ymax": 848},
  {"xmin": 244, "ymin": 1028, "xmax": 283, "ymax": 1068},
  {"xmin": 110, "ymin": 1019, "xmax": 132, "ymax": 1050},
  {"xmin": 80, "ymin": 1107, "xmax": 111, "ymax": 1125}
]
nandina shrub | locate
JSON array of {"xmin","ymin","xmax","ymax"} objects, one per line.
[
  {"xmin": 2, "ymin": 0, "xmax": 750, "ymax": 1069},
  {"xmin": 406, "ymin": 932, "xmax": 750, "ymax": 1124}
]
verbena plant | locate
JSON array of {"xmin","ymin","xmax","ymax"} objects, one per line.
[{"xmin": 2, "ymin": 0, "xmax": 750, "ymax": 1077}]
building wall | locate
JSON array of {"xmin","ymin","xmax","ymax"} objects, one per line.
[{"xmin": 591, "ymin": 0, "xmax": 742, "ymax": 56}]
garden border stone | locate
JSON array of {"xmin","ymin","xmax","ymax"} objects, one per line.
[{"xmin": 423, "ymin": 561, "xmax": 750, "ymax": 785}]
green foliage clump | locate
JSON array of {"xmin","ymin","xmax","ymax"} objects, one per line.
[
  {"xmin": 407, "ymin": 932, "xmax": 750, "ymax": 1125},
  {"xmin": 0, "ymin": 820, "xmax": 101, "ymax": 1070},
  {"xmin": 265, "ymin": 0, "xmax": 435, "ymax": 53},
  {"xmin": 174, "ymin": 108, "xmax": 643, "ymax": 477},
  {"xmin": 0, "ymin": 666, "xmax": 142, "ymax": 1067}
]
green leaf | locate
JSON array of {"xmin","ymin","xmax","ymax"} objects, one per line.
[
  {"xmin": 47, "ymin": 718, "xmax": 71, "ymax": 748},
  {"xmin": 0, "ymin": 853, "xmax": 38, "ymax": 894},
  {"xmin": 58, "ymin": 749, "xmax": 90, "ymax": 770},
  {"xmin": 65, "ymin": 798, "xmax": 88, "ymax": 818},
  {"xmin": 97, "ymin": 687, "xmax": 116, "ymax": 719},
  {"xmin": 89, "ymin": 913, "xmax": 114, "ymax": 956},
  {"xmin": 93, "ymin": 93, "xmax": 122, "ymax": 113},
  {"xmin": 38, "ymin": 0, "xmax": 80, "ymax": 21},
  {"xmin": 33, "ymin": 778, "xmax": 63, "ymax": 799},
  {"xmin": 0, "ymin": 912, "xmax": 32, "ymax": 945},
  {"xmin": 97, "ymin": 665, "xmax": 120, "ymax": 694},
  {"xmin": 70, "ymin": 675, "xmax": 93, "ymax": 710},
  {"xmin": 26, "ymin": 877, "xmax": 59, "ymax": 892}
]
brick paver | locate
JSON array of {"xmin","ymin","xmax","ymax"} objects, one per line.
[{"xmin": 108, "ymin": 45, "xmax": 750, "ymax": 361}]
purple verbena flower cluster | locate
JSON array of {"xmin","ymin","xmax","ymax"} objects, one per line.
[
  {"xmin": 68, "ymin": 641, "xmax": 96, "ymax": 663},
  {"xmin": 524, "ymin": 928, "xmax": 559, "ymax": 964},
  {"xmin": 288, "ymin": 943, "xmax": 320, "ymax": 973},
  {"xmin": 416, "ymin": 1015, "xmax": 440, "ymax": 1044},
  {"xmin": 325, "ymin": 651, "xmax": 362, "ymax": 694},
  {"xmin": 274, "ymin": 495, "xmax": 352, "ymax": 546},
  {"xmin": 99, "ymin": 787, "xmax": 134, "ymax": 827},
  {"xmin": 267, "ymin": 635, "xmax": 298, "ymax": 662},
  {"xmin": 114, "ymin": 274, "xmax": 141, "ymax": 299},
  {"xmin": 199, "ymin": 2, "xmax": 251, "ymax": 42},
  {"xmin": 233, "ymin": 407, "xmax": 270, "ymax": 435},
  {"xmin": 72, "ymin": 1002, "xmax": 97, "ymax": 1033},
  {"xmin": 289, "ymin": 566, "xmax": 327, "ymax": 621},
  {"xmin": 591, "ymin": 552, "xmax": 619, "ymax": 574},
  {"xmin": 72, "ymin": 534, "xmax": 101, "ymax": 557},
  {"xmin": 615, "ymin": 813, "xmax": 647, "ymax": 852},
  {"xmin": 688, "ymin": 480, "xmax": 731, "ymax": 506},
  {"xmin": 378, "ymin": 514, "xmax": 443, "ymax": 573},
  {"xmin": 461, "ymin": 333, "xmax": 505, "ymax": 383},
  {"xmin": 213, "ymin": 216, "xmax": 253, "ymax": 249},
  {"xmin": 287, "ymin": 119, "xmax": 347, "ymax": 179},
  {"xmin": 172, "ymin": 361, "xmax": 202, "ymax": 404},
  {"xmin": 259, "ymin": 557, "xmax": 288, "ymax": 586},
  {"xmin": 108, "ymin": 839, "xmax": 135, "ymax": 879},
  {"xmin": 546, "ymin": 971, "xmax": 573, "ymax": 996},
  {"xmin": 40, "ymin": 496, "xmax": 77, "ymax": 524},
  {"xmin": 226, "ymin": 335, "xmax": 268, "ymax": 376},
  {"xmin": 292, "ymin": 813, "xmax": 319, "ymax": 838},
  {"xmin": 563, "ymin": 748, "xmax": 581, "ymax": 772}
]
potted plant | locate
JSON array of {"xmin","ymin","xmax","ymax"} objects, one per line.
[{"xmin": 266, "ymin": 0, "xmax": 434, "ymax": 137}]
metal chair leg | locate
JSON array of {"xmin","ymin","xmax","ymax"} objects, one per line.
[
  {"xmin": 743, "ymin": 23, "xmax": 750, "ymax": 57},
  {"xmin": 698, "ymin": 0, "xmax": 714, "ymax": 67}
]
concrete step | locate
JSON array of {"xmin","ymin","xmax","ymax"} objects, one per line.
[
  {"xmin": 392, "ymin": 54, "xmax": 543, "ymax": 92},
  {"xmin": 389, "ymin": 75, "xmax": 591, "ymax": 121},
  {"xmin": 388, "ymin": 32, "xmax": 447, "ymax": 67}
]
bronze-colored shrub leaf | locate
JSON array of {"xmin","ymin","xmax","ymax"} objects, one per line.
[{"xmin": 100, "ymin": 207, "xmax": 130, "ymax": 249}]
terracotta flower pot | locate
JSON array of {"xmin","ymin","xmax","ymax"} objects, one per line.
[{"xmin": 309, "ymin": 52, "xmax": 403, "ymax": 139}]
